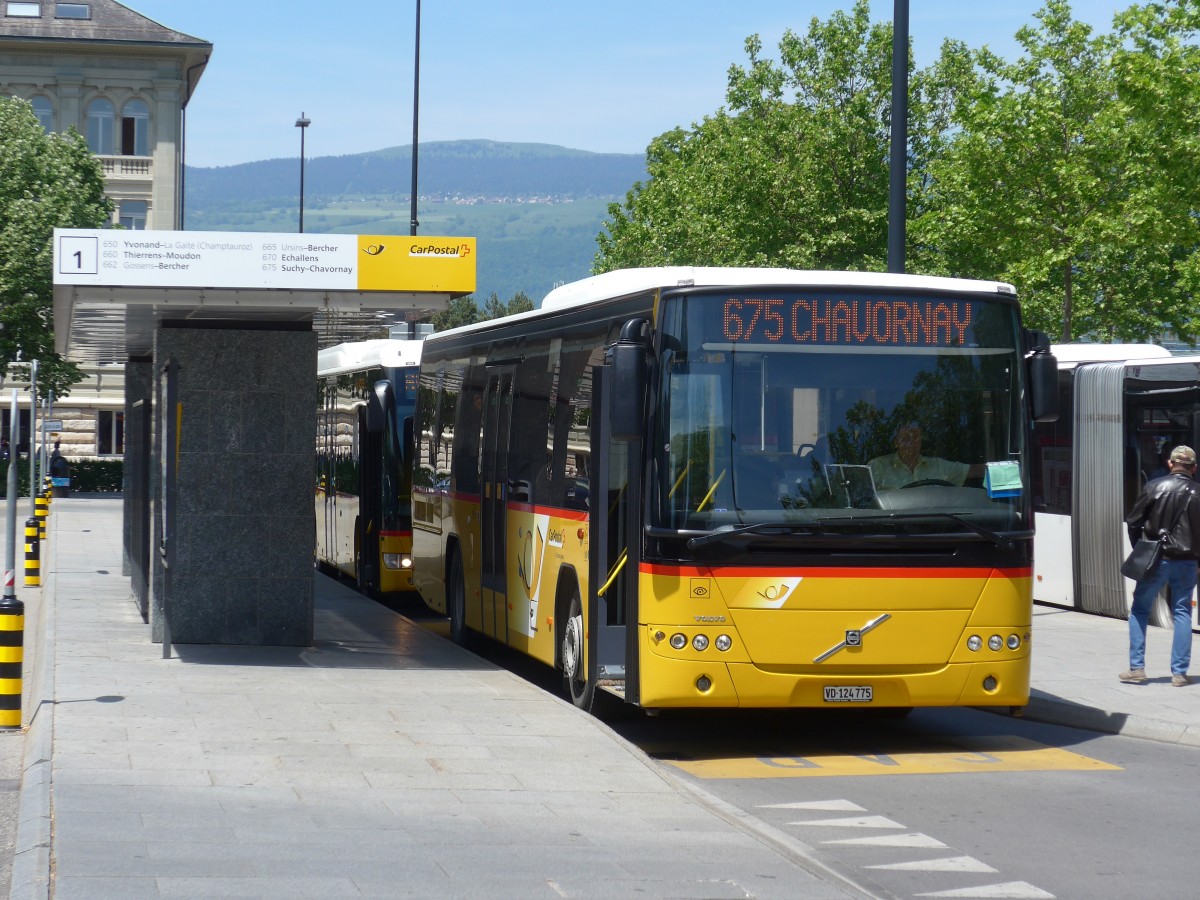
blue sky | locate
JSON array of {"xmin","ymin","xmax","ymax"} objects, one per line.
[{"xmin": 127, "ymin": 0, "xmax": 1129, "ymax": 169}]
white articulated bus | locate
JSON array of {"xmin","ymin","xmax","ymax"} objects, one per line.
[{"xmin": 1032, "ymin": 343, "xmax": 1200, "ymax": 629}]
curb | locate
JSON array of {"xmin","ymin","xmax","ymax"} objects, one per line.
[
  {"xmin": 10, "ymin": 557, "xmax": 54, "ymax": 899},
  {"xmin": 1021, "ymin": 690, "xmax": 1200, "ymax": 747}
]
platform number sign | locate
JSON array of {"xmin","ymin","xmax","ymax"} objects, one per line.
[{"xmin": 58, "ymin": 235, "xmax": 99, "ymax": 275}]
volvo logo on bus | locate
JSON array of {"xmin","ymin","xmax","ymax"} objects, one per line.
[{"xmin": 814, "ymin": 613, "xmax": 892, "ymax": 663}]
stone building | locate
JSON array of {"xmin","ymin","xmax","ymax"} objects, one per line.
[{"xmin": 1, "ymin": 0, "xmax": 210, "ymax": 459}]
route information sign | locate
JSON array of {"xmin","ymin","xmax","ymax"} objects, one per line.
[{"xmin": 53, "ymin": 229, "xmax": 476, "ymax": 294}]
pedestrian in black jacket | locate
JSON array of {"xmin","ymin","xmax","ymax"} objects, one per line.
[{"xmin": 1121, "ymin": 445, "xmax": 1200, "ymax": 686}]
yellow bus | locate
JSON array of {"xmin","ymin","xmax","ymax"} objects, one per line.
[
  {"xmin": 316, "ymin": 327, "xmax": 425, "ymax": 596},
  {"xmin": 411, "ymin": 268, "xmax": 1058, "ymax": 713}
]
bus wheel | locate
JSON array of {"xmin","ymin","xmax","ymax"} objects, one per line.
[
  {"xmin": 1150, "ymin": 585, "xmax": 1172, "ymax": 629},
  {"xmin": 561, "ymin": 589, "xmax": 596, "ymax": 712},
  {"xmin": 448, "ymin": 553, "xmax": 470, "ymax": 648}
]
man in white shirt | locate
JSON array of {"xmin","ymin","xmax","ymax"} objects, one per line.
[{"xmin": 869, "ymin": 423, "xmax": 968, "ymax": 491}]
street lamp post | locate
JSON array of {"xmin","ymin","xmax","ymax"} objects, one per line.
[
  {"xmin": 887, "ymin": 0, "xmax": 909, "ymax": 274},
  {"xmin": 410, "ymin": 0, "xmax": 421, "ymax": 237},
  {"xmin": 295, "ymin": 112, "xmax": 311, "ymax": 233}
]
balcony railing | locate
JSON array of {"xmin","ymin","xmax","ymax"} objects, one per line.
[{"xmin": 98, "ymin": 155, "xmax": 153, "ymax": 180}]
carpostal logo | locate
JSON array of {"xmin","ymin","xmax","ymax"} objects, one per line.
[{"xmin": 408, "ymin": 242, "xmax": 472, "ymax": 259}]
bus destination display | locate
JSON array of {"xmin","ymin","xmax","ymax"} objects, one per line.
[{"xmin": 721, "ymin": 296, "xmax": 979, "ymax": 347}]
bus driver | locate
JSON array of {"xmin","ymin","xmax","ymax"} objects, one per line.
[{"xmin": 869, "ymin": 423, "xmax": 969, "ymax": 490}]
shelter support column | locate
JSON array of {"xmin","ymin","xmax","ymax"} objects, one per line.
[{"xmin": 151, "ymin": 326, "xmax": 316, "ymax": 646}]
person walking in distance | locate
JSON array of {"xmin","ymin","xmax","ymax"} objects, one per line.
[{"xmin": 1121, "ymin": 445, "xmax": 1200, "ymax": 686}]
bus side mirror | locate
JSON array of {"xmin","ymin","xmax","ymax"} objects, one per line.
[
  {"xmin": 365, "ymin": 379, "xmax": 393, "ymax": 434},
  {"xmin": 1028, "ymin": 350, "xmax": 1059, "ymax": 423},
  {"xmin": 610, "ymin": 318, "xmax": 649, "ymax": 441},
  {"xmin": 403, "ymin": 416, "xmax": 415, "ymax": 464}
]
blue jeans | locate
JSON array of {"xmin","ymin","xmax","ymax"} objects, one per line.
[{"xmin": 1129, "ymin": 557, "xmax": 1197, "ymax": 675}]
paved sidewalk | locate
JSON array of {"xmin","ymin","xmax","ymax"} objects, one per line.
[
  {"xmin": 11, "ymin": 498, "xmax": 865, "ymax": 900},
  {"xmin": 11, "ymin": 498, "xmax": 1200, "ymax": 898},
  {"xmin": 1025, "ymin": 602, "xmax": 1200, "ymax": 745}
]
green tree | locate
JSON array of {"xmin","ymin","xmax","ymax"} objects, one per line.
[
  {"xmin": 915, "ymin": 1, "xmax": 1200, "ymax": 343},
  {"xmin": 0, "ymin": 97, "xmax": 113, "ymax": 397},
  {"xmin": 595, "ymin": 0, "xmax": 964, "ymax": 274},
  {"xmin": 479, "ymin": 290, "xmax": 535, "ymax": 320},
  {"xmin": 432, "ymin": 295, "xmax": 481, "ymax": 332}
]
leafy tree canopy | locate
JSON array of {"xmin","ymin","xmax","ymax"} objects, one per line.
[
  {"xmin": 596, "ymin": 0, "xmax": 1200, "ymax": 345},
  {"xmin": 431, "ymin": 291, "xmax": 534, "ymax": 332},
  {"xmin": 916, "ymin": 0, "xmax": 1200, "ymax": 342},
  {"xmin": 0, "ymin": 97, "xmax": 112, "ymax": 397}
]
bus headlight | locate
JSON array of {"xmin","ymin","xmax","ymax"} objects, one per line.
[
  {"xmin": 670, "ymin": 633, "xmax": 688, "ymax": 650},
  {"xmin": 715, "ymin": 634, "xmax": 732, "ymax": 652},
  {"xmin": 1007, "ymin": 634, "xmax": 1021, "ymax": 650},
  {"xmin": 988, "ymin": 635, "xmax": 1003, "ymax": 651},
  {"xmin": 967, "ymin": 635, "xmax": 982, "ymax": 652},
  {"xmin": 383, "ymin": 553, "xmax": 413, "ymax": 570},
  {"xmin": 692, "ymin": 634, "xmax": 709, "ymax": 651}
]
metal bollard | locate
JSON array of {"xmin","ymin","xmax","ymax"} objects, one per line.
[
  {"xmin": 0, "ymin": 595, "xmax": 23, "ymax": 728},
  {"xmin": 23, "ymin": 519, "xmax": 39, "ymax": 588}
]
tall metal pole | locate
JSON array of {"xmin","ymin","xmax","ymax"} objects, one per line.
[
  {"xmin": 887, "ymin": 0, "xmax": 910, "ymax": 274},
  {"xmin": 27, "ymin": 360, "xmax": 36, "ymax": 521},
  {"xmin": 409, "ymin": 0, "xmax": 421, "ymax": 236},
  {"xmin": 295, "ymin": 112, "xmax": 311, "ymax": 233},
  {"xmin": 4, "ymin": 391, "xmax": 19, "ymax": 601}
]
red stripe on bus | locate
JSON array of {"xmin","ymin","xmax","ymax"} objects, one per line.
[
  {"xmin": 507, "ymin": 502, "xmax": 589, "ymax": 521},
  {"xmin": 380, "ymin": 530, "xmax": 413, "ymax": 538},
  {"xmin": 640, "ymin": 562, "xmax": 1032, "ymax": 579}
]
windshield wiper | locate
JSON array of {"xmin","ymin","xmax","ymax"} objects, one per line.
[
  {"xmin": 847, "ymin": 512, "xmax": 1015, "ymax": 550},
  {"xmin": 686, "ymin": 513, "xmax": 1017, "ymax": 551},
  {"xmin": 687, "ymin": 522, "xmax": 818, "ymax": 549}
]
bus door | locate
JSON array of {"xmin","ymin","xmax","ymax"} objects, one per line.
[
  {"xmin": 587, "ymin": 361, "xmax": 639, "ymax": 704},
  {"xmin": 480, "ymin": 367, "xmax": 516, "ymax": 641}
]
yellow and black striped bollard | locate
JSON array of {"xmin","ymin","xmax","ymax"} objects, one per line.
[
  {"xmin": 0, "ymin": 595, "xmax": 23, "ymax": 728},
  {"xmin": 23, "ymin": 519, "xmax": 39, "ymax": 588},
  {"xmin": 35, "ymin": 492, "xmax": 48, "ymax": 542}
]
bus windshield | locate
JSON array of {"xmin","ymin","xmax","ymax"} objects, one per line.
[{"xmin": 653, "ymin": 289, "xmax": 1027, "ymax": 538}]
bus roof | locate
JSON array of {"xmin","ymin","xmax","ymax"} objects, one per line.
[
  {"xmin": 1051, "ymin": 343, "xmax": 1172, "ymax": 368},
  {"xmin": 317, "ymin": 338, "xmax": 423, "ymax": 377},
  {"xmin": 540, "ymin": 267, "xmax": 1017, "ymax": 310}
]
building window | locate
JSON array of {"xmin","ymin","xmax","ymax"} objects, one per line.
[
  {"xmin": 5, "ymin": 3, "xmax": 41, "ymax": 17},
  {"xmin": 0, "ymin": 409, "xmax": 31, "ymax": 455},
  {"xmin": 54, "ymin": 2, "xmax": 88, "ymax": 18},
  {"xmin": 85, "ymin": 97, "xmax": 114, "ymax": 155},
  {"xmin": 31, "ymin": 95, "xmax": 53, "ymax": 132},
  {"xmin": 119, "ymin": 200, "xmax": 147, "ymax": 230},
  {"xmin": 98, "ymin": 410, "xmax": 124, "ymax": 456},
  {"xmin": 120, "ymin": 99, "xmax": 149, "ymax": 156}
]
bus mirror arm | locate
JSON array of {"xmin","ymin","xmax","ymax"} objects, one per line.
[
  {"xmin": 1027, "ymin": 349, "xmax": 1059, "ymax": 423},
  {"xmin": 365, "ymin": 379, "xmax": 394, "ymax": 434},
  {"xmin": 609, "ymin": 318, "xmax": 651, "ymax": 441},
  {"xmin": 403, "ymin": 416, "xmax": 414, "ymax": 465}
]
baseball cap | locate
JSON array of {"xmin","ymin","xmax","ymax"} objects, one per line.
[{"xmin": 1169, "ymin": 445, "xmax": 1197, "ymax": 465}]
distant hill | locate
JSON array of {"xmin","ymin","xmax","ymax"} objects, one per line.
[{"xmin": 183, "ymin": 140, "xmax": 646, "ymax": 303}]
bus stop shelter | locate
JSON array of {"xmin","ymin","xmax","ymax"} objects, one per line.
[{"xmin": 52, "ymin": 228, "xmax": 475, "ymax": 646}]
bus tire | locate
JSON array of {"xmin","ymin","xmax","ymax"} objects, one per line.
[
  {"xmin": 561, "ymin": 587, "xmax": 596, "ymax": 713},
  {"xmin": 448, "ymin": 552, "xmax": 470, "ymax": 648},
  {"xmin": 1150, "ymin": 585, "xmax": 1172, "ymax": 629}
]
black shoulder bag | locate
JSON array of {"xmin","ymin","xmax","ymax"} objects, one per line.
[{"xmin": 1121, "ymin": 493, "xmax": 1190, "ymax": 581}]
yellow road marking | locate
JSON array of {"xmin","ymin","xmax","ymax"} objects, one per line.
[{"xmin": 659, "ymin": 734, "xmax": 1121, "ymax": 778}]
